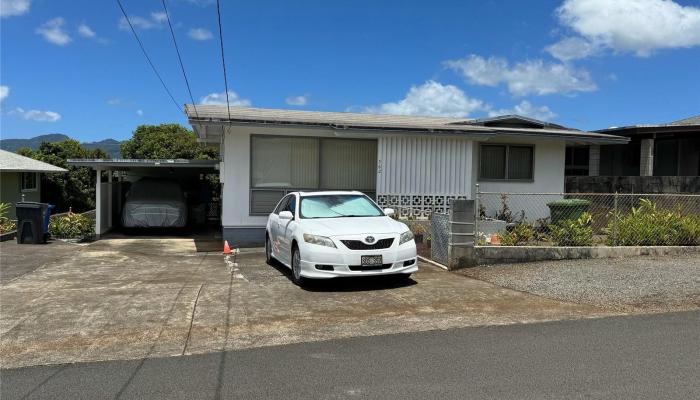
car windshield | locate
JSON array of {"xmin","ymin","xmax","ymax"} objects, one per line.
[{"xmin": 300, "ymin": 194, "xmax": 384, "ymax": 219}]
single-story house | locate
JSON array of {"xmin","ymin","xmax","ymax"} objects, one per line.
[
  {"xmin": 0, "ymin": 149, "xmax": 67, "ymax": 218},
  {"xmin": 565, "ymin": 115, "xmax": 699, "ymax": 193},
  {"xmin": 183, "ymin": 106, "xmax": 627, "ymax": 246}
]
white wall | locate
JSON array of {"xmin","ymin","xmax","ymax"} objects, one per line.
[
  {"xmin": 221, "ymin": 126, "xmax": 568, "ymax": 228},
  {"xmin": 473, "ymin": 138, "xmax": 566, "ymax": 221}
]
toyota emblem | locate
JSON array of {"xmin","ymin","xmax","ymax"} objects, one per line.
[{"xmin": 365, "ymin": 236, "xmax": 376, "ymax": 244}]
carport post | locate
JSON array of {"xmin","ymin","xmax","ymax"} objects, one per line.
[
  {"xmin": 95, "ymin": 168, "xmax": 101, "ymax": 238},
  {"xmin": 107, "ymin": 170, "xmax": 112, "ymax": 229}
]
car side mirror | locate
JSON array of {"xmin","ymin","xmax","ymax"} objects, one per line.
[
  {"xmin": 279, "ymin": 211, "xmax": 294, "ymax": 220},
  {"xmin": 383, "ymin": 208, "xmax": 395, "ymax": 216}
]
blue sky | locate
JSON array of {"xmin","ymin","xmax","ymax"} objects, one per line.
[{"xmin": 1, "ymin": 0, "xmax": 699, "ymax": 141}]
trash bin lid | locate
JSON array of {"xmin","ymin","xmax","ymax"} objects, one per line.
[{"xmin": 16, "ymin": 202, "xmax": 43, "ymax": 209}]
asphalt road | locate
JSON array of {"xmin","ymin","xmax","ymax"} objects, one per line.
[{"xmin": 2, "ymin": 311, "xmax": 699, "ymax": 400}]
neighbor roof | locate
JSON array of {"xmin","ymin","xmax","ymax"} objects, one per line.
[
  {"xmin": 596, "ymin": 115, "xmax": 700, "ymax": 133},
  {"xmin": 669, "ymin": 115, "xmax": 700, "ymax": 126},
  {"xmin": 185, "ymin": 105, "xmax": 628, "ymax": 144},
  {"xmin": 0, "ymin": 149, "xmax": 67, "ymax": 173},
  {"xmin": 66, "ymin": 158, "xmax": 219, "ymax": 170}
]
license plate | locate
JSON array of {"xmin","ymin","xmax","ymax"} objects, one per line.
[{"xmin": 361, "ymin": 255, "xmax": 383, "ymax": 266}]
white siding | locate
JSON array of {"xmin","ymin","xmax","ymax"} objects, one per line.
[{"xmin": 377, "ymin": 136, "xmax": 473, "ymax": 196}]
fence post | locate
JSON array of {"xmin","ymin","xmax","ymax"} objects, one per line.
[
  {"xmin": 474, "ymin": 183, "xmax": 480, "ymax": 244},
  {"xmin": 612, "ymin": 191, "xmax": 619, "ymax": 245}
]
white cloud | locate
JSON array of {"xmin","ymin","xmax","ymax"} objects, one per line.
[
  {"xmin": 8, "ymin": 107, "xmax": 61, "ymax": 122},
  {"xmin": 0, "ymin": 85, "xmax": 8, "ymax": 103},
  {"xmin": 136, "ymin": 109, "xmax": 144, "ymax": 116},
  {"xmin": 285, "ymin": 95, "xmax": 308, "ymax": 106},
  {"xmin": 118, "ymin": 12, "xmax": 165, "ymax": 31},
  {"xmin": 545, "ymin": 37, "xmax": 602, "ymax": 61},
  {"xmin": 362, "ymin": 80, "xmax": 487, "ymax": 118},
  {"xmin": 554, "ymin": 0, "xmax": 700, "ymax": 57},
  {"xmin": 1, "ymin": 0, "xmax": 30, "ymax": 17},
  {"xmin": 36, "ymin": 17, "xmax": 71, "ymax": 46},
  {"xmin": 444, "ymin": 54, "xmax": 597, "ymax": 96},
  {"xmin": 188, "ymin": 28, "xmax": 213, "ymax": 41},
  {"xmin": 150, "ymin": 11, "xmax": 167, "ymax": 23},
  {"xmin": 77, "ymin": 23, "xmax": 96, "ymax": 38},
  {"xmin": 488, "ymin": 101, "xmax": 557, "ymax": 121},
  {"xmin": 199, "ymin": 91, "xmax": 251, "ymax": 107}
]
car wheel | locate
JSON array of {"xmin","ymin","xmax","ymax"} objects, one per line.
[
  {"xmin": 291, "ymin": 245, "xmax": 306, "ymax": 287},
  {"xmin": 265, "ymin": 235, "xmax": 273, "ymax": 265}
]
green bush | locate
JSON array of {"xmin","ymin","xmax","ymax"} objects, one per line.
[
  {"xmin": 498, "ymin": 222, "xmax": 534, "ymax": 246},
  {"xmin": 0, "ymin": 203, "xmax": 16, "ymax": 234},
  {"xmin": 606, "ymin": 199, "xmax": 700, "ymax": 246},
  {"xmin": 49, "ymin": 213, "xmax": 93, "ymax": 239},
  {"xmin": 549, "ymin": 212, "xmax": 594, "ymax": 246}
]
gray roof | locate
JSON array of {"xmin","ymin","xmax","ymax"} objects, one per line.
[
  {"xmin": 669, "ymin": 115, "xmax": 700, "ymax": 126},
  {"xmin": 185, "ymin": 105, "xmax": 628, "ymax": 144},
  {"xmin": 67, "ymin": 158, "xmax": 218, "ymax": 170},
  {"xmin": 0, "ymin": 149, "xmax": 67, "ymax": 173}
]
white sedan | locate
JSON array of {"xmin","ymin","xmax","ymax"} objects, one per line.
[{"xmin": 265, "ymin": 191, "xmax": 418, "ymax": 285}]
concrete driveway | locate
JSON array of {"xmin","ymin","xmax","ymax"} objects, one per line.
[{"xmin": 1, "ymin": 238, "xmax": 613, "ymax": 369}]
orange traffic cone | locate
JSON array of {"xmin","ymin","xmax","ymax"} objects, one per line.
[{"xmin": 223, "ymin": 240, "xmax": 232, "ymax": 255}]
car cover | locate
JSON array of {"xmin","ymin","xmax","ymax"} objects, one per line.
[{"xmin": 121, "ymin": 179, "xmax": 187, "ymax": 228}]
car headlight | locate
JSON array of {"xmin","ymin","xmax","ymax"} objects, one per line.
[
  {"xmin": 303, "ymin": 233, "xmax": 336, "ymax": 248},
  {"xmin": 399, "ymin": 230, "xmax": 414, "ymax": 245}
]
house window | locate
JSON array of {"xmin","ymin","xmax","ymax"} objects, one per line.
[
  {"xmin": 249, "ymin": 135, "xmax": 377, "ymax": 214},
  {"xmin": 565, "ymin": 146, "xmax": 590, "ymax": 176},
  {"xmin": 21, "ymin": 172, "xmax": 37, "ymax": 191},
  {"xmin": 479, "ymin": 144, "xmax": 534, "ymax": 181}
]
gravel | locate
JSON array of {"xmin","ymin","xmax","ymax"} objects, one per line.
[{"xmin": 458, "ymin": 255, "xmax": 700, "ymax": 312}]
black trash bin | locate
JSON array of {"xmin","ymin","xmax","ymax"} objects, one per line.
[{"xmin": 16, "ymin": 202, "xmax": 49, "ymax": 244}]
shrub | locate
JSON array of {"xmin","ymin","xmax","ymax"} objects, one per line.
[
  {"xmin": 0, "ymin": 203, "xmax": 16, "ymax": 234},
  {"xmin": 49, "ymin": 212, "xmax": 93, "ymax": 239},
  {"xmin": 549, "ymin": 212, "xmax": 594, "ymax": 246},
  {"xmin": 497, "ymin": 222, "xmax": 534, "ymax": 246},
  {"xmin": 606, "ymin": 199, "xmax": 700, "ymax": 246}
]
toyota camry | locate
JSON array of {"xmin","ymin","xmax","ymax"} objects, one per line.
[{"xmin": 265, "ymin": 191, "xmax": 418, "ymax": 285}]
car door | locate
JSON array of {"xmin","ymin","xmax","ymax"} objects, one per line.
[
  {"xmin": 269, "ymin": 195, "xmax": 290, "ymax": 257},
  {"xmin": 278, "ymin": 194, "xmax": 298, "ymax": 262}
]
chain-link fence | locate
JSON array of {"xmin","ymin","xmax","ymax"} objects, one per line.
[
  {"xmin": 476, "ymin": 192, "xmax": 700, "ymax": 246},
  {"xmin": 390, "ymin": 206, "xmax": 450, "ymax": 263}
]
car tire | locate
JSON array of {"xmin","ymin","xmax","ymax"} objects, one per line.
[
  {"xmin": 265, "ymin": 234, "xmax": 274, "ymax": 265},
  {"xmin": 291, "ymin": 245, "xmax": 307, "ymax": 287}
]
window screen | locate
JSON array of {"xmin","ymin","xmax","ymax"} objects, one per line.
[
  {"xmin": 251, "ymin": 136, "xmax": 319, "ymax": 188},
  {"xmin": 508, "ymin": 146, "xmax": 533, "ymax": 180},
  {"xmin": 320, "ymin": 139, "xmax": 377, "ymax": 190},
  {"xmin": 480, "ymin": 145, "xmax": 506, "ymax": 179},
  {"xmin": 479, "ymin": 144, "xmax": 534, "ymax": 180}
]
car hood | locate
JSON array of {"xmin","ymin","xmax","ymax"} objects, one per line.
[{"xmin": 300, "ymin": 216, "xmax": 408, "ymax": 237}]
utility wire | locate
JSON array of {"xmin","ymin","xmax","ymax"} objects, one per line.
[
  {"xmin": 215, "ymin": 0, "xmax": 232, "ymax": 119},
  {"xmin": 116, "ymin": 0, "xmax": 182, "ymax": 114},
  {"xmin": 161, "ymin": 0, "xmax": 198, "ymax": 118}
]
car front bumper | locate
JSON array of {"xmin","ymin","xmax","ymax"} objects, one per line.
[{"xmin": 298, "ymin": 237, "xmax": 418, "ymax": 279}]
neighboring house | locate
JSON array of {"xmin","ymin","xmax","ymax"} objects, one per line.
[
  {"xmin": 565, "ymin": 115, "xmax": 700, "ymax": 193},
  {"xmin": 0, "ymin": 149, "xmax": 67, "ymax": 218},
  {"xmin": 182, "ymin": 106, "xmax": 626, "ymax": 246}
]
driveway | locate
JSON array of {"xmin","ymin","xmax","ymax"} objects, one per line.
[{"xmin": 1, "ymin": 239, "xmax": 613, "ymax": 369}]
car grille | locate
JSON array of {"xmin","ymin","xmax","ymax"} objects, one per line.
[
  {"xmin": 341, "ymin": 238, "xmax": 394, "ymax": 250},
  {"xmin": 349, "ymin": 264, "xmax": 393, "ymax": 271}
]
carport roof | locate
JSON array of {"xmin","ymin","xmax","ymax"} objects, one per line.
[
  {"xmin": 185, "ymin": 105, "xmax": 629, "ymax": 144},
  {"xmin": 67, "ymin": 158, "xmax": 219, "ymax": 170}
]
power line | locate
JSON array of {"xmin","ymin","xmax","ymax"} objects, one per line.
[
  {"xmin": 115, "ymin": 0, "xmax": 182, "ymax": 114},
  {"xmin": 161, "ymin": 0, "xmax": 198, "ymax": 118},
  {"xmin": 215, "ymin": 0, "xmax": 231, "ymax": 119}
]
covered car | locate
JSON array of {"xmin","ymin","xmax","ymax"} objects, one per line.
[{"xmin": 121, "ymin": 178, "xmax": 187, "ymax": 228}]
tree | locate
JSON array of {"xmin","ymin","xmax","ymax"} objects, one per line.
[
  {"xmin": 120, "ymin": 124, "xmax": 218, "ymax": 160},
  {"xmin": 18, "ymin": 140, "xmax": 107, "ymax": 212}
]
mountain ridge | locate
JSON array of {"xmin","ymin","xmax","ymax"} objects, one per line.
[{"xmin": 0, "ymin": 134, "xmax": 122, "ymax": 158}]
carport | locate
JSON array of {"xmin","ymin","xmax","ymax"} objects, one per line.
[{"xmin": 67, "ymin": 159, "xmax": 219, "ymax": 238}]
